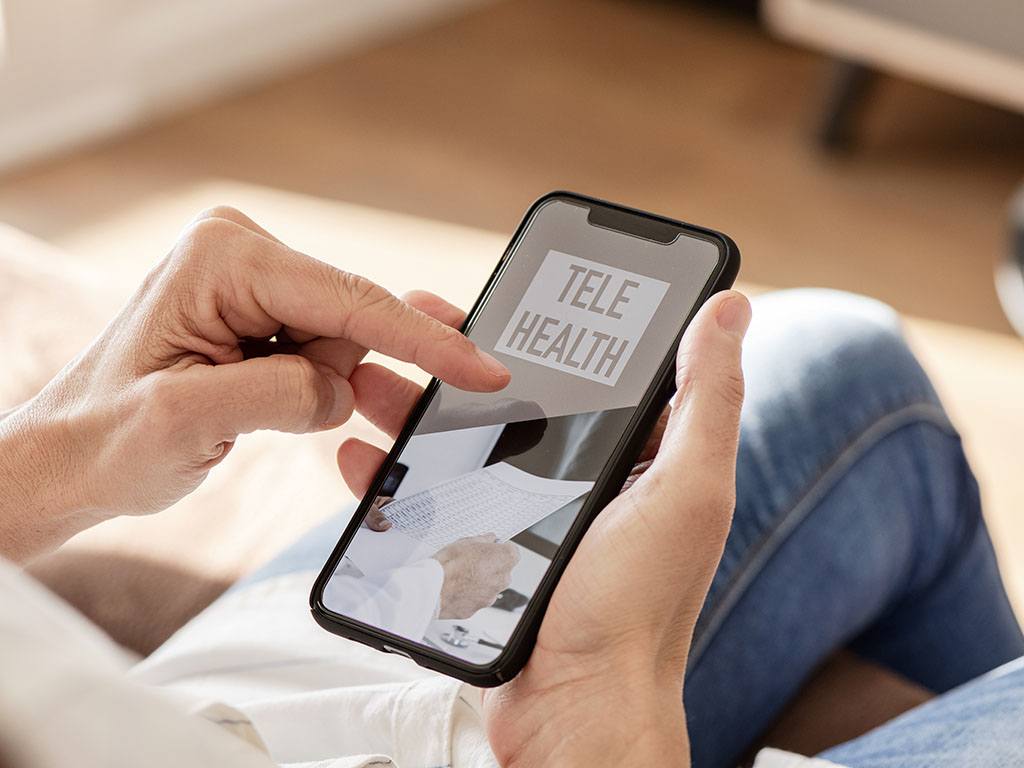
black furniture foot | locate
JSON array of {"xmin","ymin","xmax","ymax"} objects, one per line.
[{"xmin": 817, "ymin": 59, "xmax": 877, "ymax": 152}]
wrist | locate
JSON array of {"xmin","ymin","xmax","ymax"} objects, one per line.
[
  {"xmin": 511, "ymin": 686, "xmax": 686, "ymax": 768},
  {"xmin": 489, "ymin": 660, "xmax": 689, "ymax": 768},
  {"xmin": 0, "ymin": 399, "xmax": 98, "ymax": 562}
]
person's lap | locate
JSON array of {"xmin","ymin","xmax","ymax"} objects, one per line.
[
  {"xmin": 684, "ymin": 289, "xmax": 1024, "ymax": 767},
  {"xmin": 227, "ymin": 288, "xmax": 1024, "ymax": 768}
]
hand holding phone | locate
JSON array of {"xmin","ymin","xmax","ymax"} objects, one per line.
[
  {"xmin": 312, "ymin": 192, "xmax": 740, "ymax": 685},
  {"xmin": 481, "ymin": 289, "xmax": 751, "ymax": 767}
]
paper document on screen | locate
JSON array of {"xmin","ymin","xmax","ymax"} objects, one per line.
[{"xmin": 382, "ymin": 462, "xmax": 593, "ymax": 555}]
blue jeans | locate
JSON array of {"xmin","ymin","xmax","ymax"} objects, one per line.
[
  {"xmin": 242, "ymin": 289, "xmax": 1024, "ymax": 768},
  {"xmin": 686, "ymin": 290, "xmax": 1024, "ymax": 768}
]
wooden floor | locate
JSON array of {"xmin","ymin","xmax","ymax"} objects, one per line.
[{"xmin": 1, "ymin": 0, "xmax": 1023, "ymax": 333}]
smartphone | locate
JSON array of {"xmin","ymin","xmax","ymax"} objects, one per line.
[{"xmin": 310, "ymin": 191, "xmax": 739, "ymax": 686}]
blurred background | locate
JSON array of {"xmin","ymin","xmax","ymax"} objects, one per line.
[
  {"xmin": 1, "ymin": 0, "xmax": 1023, "ymax": 653},
  {"xmin": 1, "ymin": 0, "xmax": 1022, "ymax": 330}
]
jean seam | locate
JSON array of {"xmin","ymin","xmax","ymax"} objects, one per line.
[{"xmin": 688, "ymin": 400, "xmax": 957, "ymax": 671}]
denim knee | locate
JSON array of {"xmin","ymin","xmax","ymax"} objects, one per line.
[
  {"xmin": 734, "ymin": 289, "xmax": 957, "ymax": 536},
  {"xmin": 745, "ymin": 288, "xmax": 942, "ymax": 420}
]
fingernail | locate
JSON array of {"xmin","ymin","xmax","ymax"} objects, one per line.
[
  {"xmin": 476, "ymin": 348, "xmax": 510, "ymax": 379},
  {"xmin": 716, "ymin": 294, "xmax": 751, "ymax": 339},
  {"xmin": 322, "ymin": 371, "xmax": 353, "ymax": 428}
]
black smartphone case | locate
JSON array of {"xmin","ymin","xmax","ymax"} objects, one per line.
[{"xmin": 310, "ymin": 191, "xmax": 740, "ymax": 687}]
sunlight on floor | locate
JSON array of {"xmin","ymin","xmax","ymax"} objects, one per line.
[{"xmin": 53, "ymin": 178, "xmax": 506, "ymax": 298}]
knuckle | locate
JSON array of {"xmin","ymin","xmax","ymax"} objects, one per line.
[
  {"xmin": 334, "ymin": 271, "xmax": 396, "ymax": 327},
  {"xmin": 720, "ymin": 368, "xmax": 746, "ymax": 411},
  {"xmin": 674, "ymin": 358, "xmax": 746, "ymax": 414},
  {"xmin": 290, "ymin": 354, "xmax": 322, "ymax": 394},
  {"xmin": 194, "ymin": 205, "xmax": 245, "ymax": 225},
  {"xmin": 426, "ymin": 314, "xmax": 458, "ymax": 343},
  {"xmin": 673, "ymin": 348, "xmax": 698, "ymax": 398},
  {"xmin": 673, "ymin": 365, "xmax": 698, "ymax": 407},
  {"xmin": 340, "ymin": 271, "xmax": 384, "ymax": 306},
  {"xmin": 173, "ymin": 216, "xmax": 246, "ymax": 272},
  {"xmin": 180, "ymin": 215, "xmax": 239, "ymax": 248}
]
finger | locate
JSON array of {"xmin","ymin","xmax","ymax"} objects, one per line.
[
  {"xmin": 337, "ymin": 438, "xmax": 388, "ymax": 497},
  {"xmin": 644, "ymin": 291, "xmax": 750, "ymax": 501},
  {"xmin": 365, "ymin": 512, "xmax": 386, "ymax": 531},
  {"xmin": 620, "ymin": 461, "xmax": 651, "ymax": 493},
  {"xmin": 636, "ymin": 406, "xmax": 670, "ymax": 464},
  {"xmin": 301, "ymin": 336, "xmax": 369, "ymax": 379},
  {"xmin": 350, "ymin": 362, "xmax": 425, "ymax": 438},
  {"xmin": 181, "ymin": 219, "xmax": 507, "ymax": 391},
  {"xmin": 191, "ymin": 205, "xmax": 284, "ymax": 244},
  {"xmin": 281, "ymin": 327, "xmax": 319, "ymax": 345},
  {"xmin": 402, "ymin": 290, "xmax": 468, "ymax": 329},
  {"xmin": 340, "ymin": 290, "xmax": 466, "ymax": 436},
  {"xmin": 502, "ymin": 542, "xmax": 521, "ymax": 567},
  {"xmin": 232, "ymin": 238, "xmax": 509, "ymax": 391},
  {"xmin": 297, "ymin": 290, "xmax": 468, "ymax": 391},
  {"xmin": 187, "ymin": 353, "xmax": 355, "ymax": 438},
  {"xmin": 366, "ymin": 504, "xmax": 392, "ymax": 532}
]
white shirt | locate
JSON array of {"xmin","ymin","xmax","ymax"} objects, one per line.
[{"xmin": 0, "ymin": 557, "xmax": 841, "ymax": 767}]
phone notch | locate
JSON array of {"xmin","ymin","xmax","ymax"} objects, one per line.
[{"xmin": 585, "ymin": 204, "xmax": 680, "ymax": 245}]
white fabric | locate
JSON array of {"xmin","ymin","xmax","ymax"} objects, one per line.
[
  {"xmin": 754, "ymin": 748, "xmax": 847, "ymax": 768},
  {"xmin": 324, "ymin": 557, "xmax": 444, "ymax": 641},
  {"xmin": 0, "ymin": 556, "xmax": 842, "ymax": 767}
]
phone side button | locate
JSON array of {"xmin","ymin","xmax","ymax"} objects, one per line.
[{"xmin": 382, "ymin": 645, "xmax": 413, "ymax": 659}]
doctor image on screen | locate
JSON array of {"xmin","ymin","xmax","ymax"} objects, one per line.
[
  {"xmin": 323, "ymin": 495, "xmax": 519, "ymax": 641},
  {"xmin": 323, "ymin": 408, "xmax": 631, "ymax": 652}
]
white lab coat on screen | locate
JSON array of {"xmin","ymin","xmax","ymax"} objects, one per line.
[{"xmin": 322, "ymin": 557, "xmax": 444, "ymax": 641}]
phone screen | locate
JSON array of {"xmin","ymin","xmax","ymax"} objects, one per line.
[{"xmin": 320, "ymin": 197, "xmax": 722, "ymax": 665}]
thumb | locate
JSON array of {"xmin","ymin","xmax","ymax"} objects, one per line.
[
  {"xmin": 190, "ymin": 354, "xmax": 355, "ymax": 438},
  {"xmin": 649, "ymin": 290, "xmax": 750, "ymax": 495}
]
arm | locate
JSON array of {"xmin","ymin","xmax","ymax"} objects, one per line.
[
  {"xmin": 0, "ymin": 206, "xmax": 509, "ymax": 564},
  {"xmin": 0, "ymin": 403, "xmax": 91, "ymax": 561}
]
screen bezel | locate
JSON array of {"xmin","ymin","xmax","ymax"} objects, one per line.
[{"xmin": 310, "ymin": 190, "xmax": 739, "ymax": 685}]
